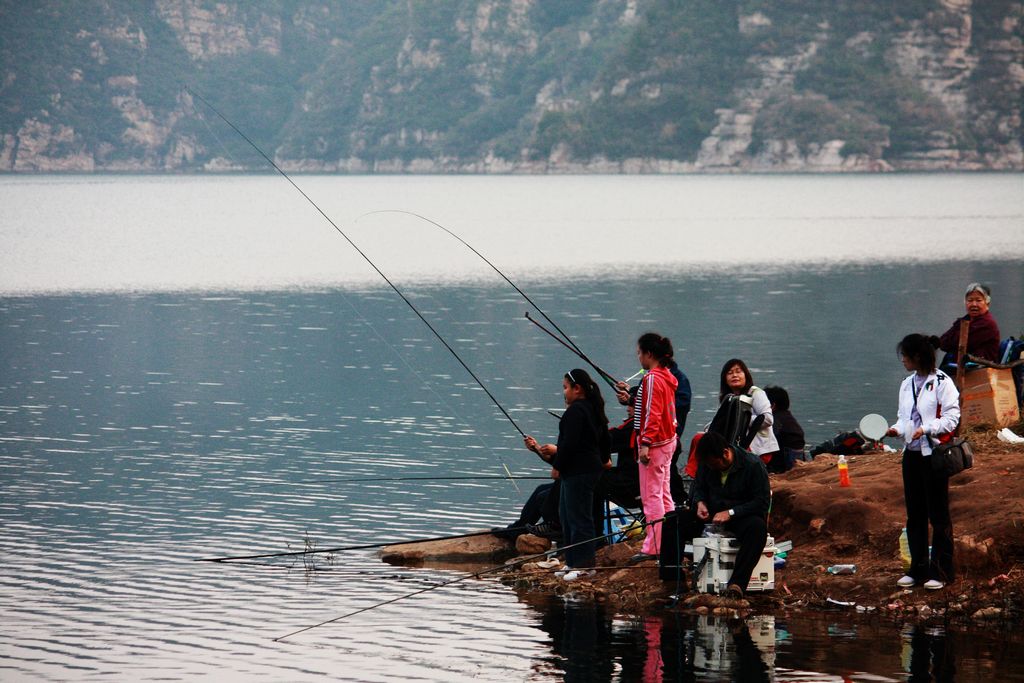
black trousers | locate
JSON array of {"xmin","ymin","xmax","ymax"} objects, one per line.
[
  {"xmin": 561, "ymin": 471, "xmax": 602, "ymax": 568},
  {"xmin": 592, "ymin": 467, "xmax": 640, "ymax": 539},
  {"xmin": 515, "ymin": 481, "xmax": 557, "ymax": 526},
  {"xmin": 902, "ymin": 448, "xmax": 954, "ymax": 582},
  {"xmin": 724, "ymin": 514, "xmax": 769, "ymax": 590}
]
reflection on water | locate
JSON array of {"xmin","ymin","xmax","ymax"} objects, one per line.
[
  {"xmin": 519, "ymin": 598, "xmax": 1021, "ymax": 682},
  {"xmin": 523, "ymin": 598, "xmax": 830, "ymax": 682},
  {"xmin": 906, "ymin": 626, "xmax": 955, "ymax": 683}
]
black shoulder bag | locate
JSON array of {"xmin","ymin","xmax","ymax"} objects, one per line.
[{"xmin": 916, "ymin": 377, "xmax": 973, "ymax": 477}]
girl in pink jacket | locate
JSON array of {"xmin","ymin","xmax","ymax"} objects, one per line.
[{"xmin": 630, "ymin": 332, "xmax": 678, "ymax": 563}]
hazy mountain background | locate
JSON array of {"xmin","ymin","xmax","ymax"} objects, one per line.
[{"xmin": 1, "ymin": 0, "xmax": 1021, "ymax": 173}]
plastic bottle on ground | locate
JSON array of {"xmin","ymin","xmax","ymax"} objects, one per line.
[
  {"xmin": 899, "ymin": 528, "xmax": 911, "ymax": 571},
  {"xmin": 838, "ymin": 454, "xmax": 851, "ymax": 487}
]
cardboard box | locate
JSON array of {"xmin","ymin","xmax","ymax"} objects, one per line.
[
  {"xmin": 961, "ymin": 367, "xmax": 1020, "ymax": 428},
  {"xmin": 692, "ymin": 535, "xmax": 776, "ymax": 593}
]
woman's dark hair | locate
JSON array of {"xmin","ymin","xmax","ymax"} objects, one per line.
[
  {"xmin": 637, "ymin": 332, "xmax": 673, "ymax": 366},
  {"xmin": 696, "ymin": 431, "xmax": 729, "ymax": 462},
  {"xmin": 719, "ymin": 358, "xmax": 753, "ymax": 401},
  {"xmin": 764, "ymin": 385, "xmax": 790, "ymax": 411},
  {"xmin": 897, "ymin": 334, "xmax": 941, "ymax": 375},
  {"xmin": 565, "ymin": 368, "xmax": 608, "ymax": 425}
]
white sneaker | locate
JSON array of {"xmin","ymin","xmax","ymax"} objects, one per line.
[
  {"xmin": 924, "ymin": 579, "xmax": 945, "ymax": 591},
  {"xmin": 562, "ymin": 569, "xmax": 596, "ymax": 582},
  {"xmin": 896, "ymin": 575, "xmax": 915, "ymax": 588},
  {"xmin": 553, "ymin": 565, "xmax": 572, "ymax": 577}
]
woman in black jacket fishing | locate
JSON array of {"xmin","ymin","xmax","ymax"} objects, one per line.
[{"xmin": 525, "ymin": 368, "xmax": 610, "ymax": 581}]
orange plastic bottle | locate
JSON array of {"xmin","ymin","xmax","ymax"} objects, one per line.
[{"xmin": 838, "ymin": 455, "xmax": 851, "ymax": 487}]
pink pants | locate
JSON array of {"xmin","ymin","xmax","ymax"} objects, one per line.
[{"xmin": 640, "ymin": 438, "xmax": 676, "ymax": 556}]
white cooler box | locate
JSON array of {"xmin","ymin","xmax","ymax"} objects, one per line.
[{"xmin": 692, "ymin": 535, "xmax": 775, "ymax": 594}]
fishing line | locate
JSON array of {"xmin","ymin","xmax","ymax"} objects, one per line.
[
  {"xmin": 185, "ymin": 86, "xmax": 526, "ymax": 487},
  {"xmin": 357, "ymin": 210, "xmax": 622, "ymax": 386},
  {"xmin": 273, "ymin": 514, "xmax": 667, "ymax": 640},
  {"xmin": 323, "ymin": 292, "xmax": 523, "ymax": 493}
]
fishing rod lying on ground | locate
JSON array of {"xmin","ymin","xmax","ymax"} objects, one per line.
[
  {"xmin": 185, "ymin": 86, "xmax": 525, "ymax": 485},
  {"xmin": 273, "ymin": 513, "xmax": 669, "ymax": 641},
  {"xmin": 197, "ymin": 529, "xmax": 505, "ymax": 563},
  {"xmin": 358, "ymin": 210, "xmax": 626, "ymax": 389},
  {"xmin": 197, "ymin": 506, "xmax": 643, "ymax": 563}
]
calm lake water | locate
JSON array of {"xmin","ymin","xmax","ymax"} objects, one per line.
[{"xmin": 1, "ymin": 174, "xmax": 1022, "ymax": 680}]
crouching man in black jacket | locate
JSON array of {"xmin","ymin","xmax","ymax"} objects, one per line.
[{"xmin": 691, "ymin": 431, "xmax": 771, "ymax": 599}]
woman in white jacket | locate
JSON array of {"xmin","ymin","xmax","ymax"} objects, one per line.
[{"xmin": 886, "ymin": 334, "xmax": 961, "ymax": 591}]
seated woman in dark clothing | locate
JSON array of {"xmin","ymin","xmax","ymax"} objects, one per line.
[
  {"xmin": 938, "ymin": 282, "xmax": 1001, "ymax": 365},
  {"xmin": 764, "ymin": 385, "xmax": 804, "ymax": 472},
  {"xmin": 492, "ymin": 480, "xmax": 561, "ymax": 541},
  {"xmin": 591, "ymin": 398, "xmax": 641, "ymax": 540}
]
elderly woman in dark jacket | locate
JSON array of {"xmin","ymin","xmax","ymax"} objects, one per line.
[{"xmin": 938, "ymin": 282, "xmax": 1001, "ymax": 364}]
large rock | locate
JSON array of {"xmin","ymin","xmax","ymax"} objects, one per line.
[
  {"xmin": 515, "ymin": 533, "xmax": 552, "ymax": 556},
  {"xmin": 380, "ymin": 531, "xmax": 516, "ymax": 566},
  {"xmin": 955, "ymin": 534, "xmax": 1001, "ymax": 571}
]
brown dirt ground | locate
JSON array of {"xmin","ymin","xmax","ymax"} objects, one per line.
[{"xmin": 387, "ymin": 424, "xmax": 1024, "ymax": 625}]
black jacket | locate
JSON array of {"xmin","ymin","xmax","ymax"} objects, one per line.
[
  {"xmin": 667, "ymin": 360, "xmax": 692, "ymax": 434},
  {"xmin": 553, "ymin": 400, "xmax": 610, "ymax": 477},
  {"xmin": 691, "ymin": 447, "xmax": 771, "ymax": 521},
  {"xmin": 772, "ymin": 408, "xmax": 805, "ymax": 450}
]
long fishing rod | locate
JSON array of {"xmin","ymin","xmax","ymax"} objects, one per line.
[
  {"xmin": 359, "ymin": 209, "xmax": 594, "ymax": 357},
  {"xmin": 273, "ymin": 513, "xmax": 668, "ymax": 641},
  {"xmin": 186, "ymin": 87, "xmax": 526, "ymax": 452},
  {"xmin": 357, "ymin": 209, "xmax": 625, "ymax": 389},
  {"xmin": 525, "ymin": 311, "xmax": 620, "ymax": 387},
  {"xmin": 197, "ymin": 528, "xmax": 510, "ymax": 563},
  {"xmin": 242, "ymin": 474, "xmax": 549, "ymax": 489},
  {"xmin": 199, "ymin": 507, "xmax": 639, "ymax": 563}
]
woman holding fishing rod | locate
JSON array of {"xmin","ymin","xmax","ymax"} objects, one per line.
[
  {"xmin": 617, "ymin": 346, "xmax": 692, "ymax": 505},
  {"xmin": 524, "ymin": 368, "xmax": 611, "ymax": 582},
  {"xmin": 628, "ymin": 333, "xmax": 679, "ymax": 564}
]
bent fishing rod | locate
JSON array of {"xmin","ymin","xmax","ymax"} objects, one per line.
[
  {"xmin": 358, "ymin": 210, "xmax": 622, "ymax": 387},
  {"xmin": 524, "ymin": 311, "xmax": 620, "ymax": 387},
  {"xmin": 186, "ymin": 86, "xmax": 525, "ymax": 451}
]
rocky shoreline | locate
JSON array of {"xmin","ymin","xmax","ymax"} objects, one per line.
[{"xmin": 382, "ymin": 427, "xmax": 1024, "ymax": 627}]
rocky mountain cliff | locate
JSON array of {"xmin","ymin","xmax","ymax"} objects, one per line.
[{"xmin": 1, "ymin": 0, "xmax": 1021, "ymax": 173}]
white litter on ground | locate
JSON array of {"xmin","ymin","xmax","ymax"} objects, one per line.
[{"xmin": 996, "ymin": 428, "xmax": 1024, "ymax": 445}]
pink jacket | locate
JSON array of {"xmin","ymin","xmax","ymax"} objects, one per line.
[{"xmin": 637, "ymin": 366, "xmax": 678, "ymax": 447}]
